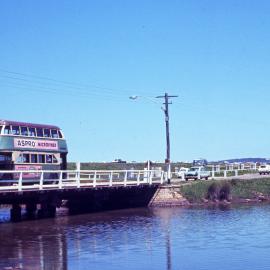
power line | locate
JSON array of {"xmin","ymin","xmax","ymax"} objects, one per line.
[
  {"xmin": 0, "ymin": 81, "xmax": 130, "ymax": 102},
  {"xmin": 0, "ymin": 77, "xmax": 128, "ymax": 99},
  {"xmin": 0, "ymin": 68, "xmax": 158, "ymax": 97}
]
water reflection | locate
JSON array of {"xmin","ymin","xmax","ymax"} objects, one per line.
[
  {"xmin": 0, "ymin": 220, "xmax": 67, "ymax": 270},
  {"xmin": 0, "ymin": 208, "xmax": 177, "ymax": 270},
  {"xmin": 1, "ymin": 205, "xmax": 270, "ymax": 270}
]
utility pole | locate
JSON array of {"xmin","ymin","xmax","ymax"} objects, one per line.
[{"xmin": 156, "ymin": 93, "xmax": 178, "ymax": 184}]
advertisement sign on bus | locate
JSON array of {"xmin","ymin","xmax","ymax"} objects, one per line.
[
  {"xmin": 14, "ymin": 139, "xmax": 58, "ymax": 150},
  {"xmin": 14, "ymin": 165, "xmax": 42, "ymax": 179}
]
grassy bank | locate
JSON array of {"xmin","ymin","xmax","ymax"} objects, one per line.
[{"xmin": 179, "ymin": 178, "xmax": 270, "ymax": 203}]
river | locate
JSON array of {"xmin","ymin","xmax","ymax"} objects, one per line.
[{"xmin": 0, "ymin": 204, "xmax": 270, "ymax": 270}]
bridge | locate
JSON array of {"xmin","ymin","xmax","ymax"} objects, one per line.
[{"xmin": 0, "ymin": 169, "xmax": 165, "ymax": 222}]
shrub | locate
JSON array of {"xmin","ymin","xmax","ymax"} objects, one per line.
[
  {"xmin": 219, "ymin": 182, "xmax": 231, "ymax": 201},
  {"xmin": 207, "ymin": 183, "xmax": 220, "ymax": 201}
]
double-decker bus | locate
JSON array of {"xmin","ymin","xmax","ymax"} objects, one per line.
[{"xmin": 0, "ymin": 120, "xmax": 68, "ymax": 180}]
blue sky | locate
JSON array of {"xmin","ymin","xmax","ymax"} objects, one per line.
[{"xmin": 1, "ymin": 0, "xmax": 270, "ymax": 162}]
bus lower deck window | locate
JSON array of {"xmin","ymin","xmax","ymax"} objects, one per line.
[
  {"xmin": 22, "ymin": 154, "xmax": 30, "ymax": 163},
  {"xmin": 52, "ymin": 155, "xmax": 58, "ymax": 163},
  {"xmin": 31, "ymin": 154, "xmax": 38, "ymax": 163},
  {"xmin": 16, "ymin": 155, "xmax": 24, "ymax": 163},
  {"xmin": 0, "ymin": 154, "xmax": 12, "ymax": 162},
  {"xmin": 46, "ymin": 155, "xmax": 52, "ymax": 163},
  {"xmin": 38, "ymin": 154, "xmax": 45, "ymax": 163}
]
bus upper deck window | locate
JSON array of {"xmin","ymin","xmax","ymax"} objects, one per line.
[
  {"xmin": 11, "ymin": 126, "xmax": 20, "ymax": 135},
  {"xmin": 4, "ymin": 126, "xmax": 11, "ymax": 135},
  {"xmin": 21, "ymin": 126, "xmax": 29, "ymax": 136},
  {"xmin": 58, "ymin": 130, "xmax": 63, "ymax": 138},
  {"xmin": 36, "ymin": 128, "xmax": 43, "ymax": 137},
  {"xmin": 51, "ymin": 129, "xmax": 59, "ymax": 138},
  {"xmin": 43, "ymin": 129, "xmax": 51, "ymax": 138},
  {"xmin": 29, "ymin": 127, "xmax": 36, "ymax": 137}
]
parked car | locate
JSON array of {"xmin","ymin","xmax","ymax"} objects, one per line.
[
  {"xmin": 176, "ymin": 167, "xmax": 189, "ymax": 178},
  {"xmin": 258, "ymin": 164, "xmax": 270, "ymax": 175},
  {"xmin": 185, "ymin": 166, "xmax": 210, "ymax": 181}
]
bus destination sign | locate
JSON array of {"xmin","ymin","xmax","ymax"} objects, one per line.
[{"xmin": 14, "ymin": 138, "xmax": 58, "ymax": 150}]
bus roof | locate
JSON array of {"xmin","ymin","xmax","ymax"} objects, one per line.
[{"xmin": 0, "ymin": 120, "xmax": 61, "ymax": 130}]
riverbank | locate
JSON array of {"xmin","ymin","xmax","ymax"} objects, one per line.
[
  {"xmin": 178, "ymin": 177, "xmax": 270, "ymax": 205},
  {"xmin": 150, "ymin": 177, "xmax": 270, "ymax": 207}
]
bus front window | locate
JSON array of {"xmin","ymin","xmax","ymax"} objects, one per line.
[
  {"xmin": 51, "ymin": 129, "xmax": 59, "ymax": 138},
  {"xmin": 58, "ymin": 130, "xmax": 63, "ymax": 138},
  {"xmin": 4, "ymin": 126, "xmax": 11, "ymax": 135}
]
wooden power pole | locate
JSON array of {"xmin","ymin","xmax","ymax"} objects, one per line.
[{"xmin": 156, "ymin": 93, "xmax": 178, "ymax": 184}]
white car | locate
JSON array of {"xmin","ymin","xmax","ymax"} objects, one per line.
[
  {"xmin": 176, "ymin": 167, "xmax": 189, "ymax": 178},
  {"xmin": 258, "ymin": 164, "xmax": 270, "ymax": 175},
  {"xmin": 185, "ymin": 166, "xmax": 210, "ymax": 181}
]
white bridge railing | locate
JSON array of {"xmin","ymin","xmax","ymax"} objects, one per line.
[{"xmin": 0, "ymin": 169, "xmax": 165, "ymax": 192}]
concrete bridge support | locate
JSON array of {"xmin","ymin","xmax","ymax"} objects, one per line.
[
  {"xmin": 37, "ymin": 203, "xmax": 56, "ymax": 218},
  {"xmin": 10, "ymin": 204, "xmax": 22, "ymax": 222},
  {"xmin": 26, "ymin": 203, "xmax": 37, "ymax": 219}
]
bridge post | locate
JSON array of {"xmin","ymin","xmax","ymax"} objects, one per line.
[
  {"xmin": 18, "ymin": 172, "xmax": 23, "ymax": 191},
  {"xmin": 39, "ymin": 172, "xmax": 44, "ymax": 190},
  {"xmin": 109, "ymin": 171, "xmax": 113, "ymax": 187},
  {"xmin": 124, "ymin": 171, "xmax": 128, "ymax": 186},
  {"xmin": 149, "ymin": 171, "xmax": 153, "ymax": 185},
  {"xmin": 137, "ymin": 171, "xmax": 140, "ymax": 186},
  {"xmin": 161, "ymin": 171, "xmax": 164, "ymax": 184},
  {"xmin": 76, "ymin": 171, "xmax": 80, "ymax": 188},
  {"xmin": 10, "ymin": 204, "xmax": 22, "ymax": 222},
  {"xmin": 212, "ymin": 168, "xmax": 215, "ymax": 179},
  {"xmin": 93, "ymin": 171, "xmax": 97, "ymax": 187},
  {"xmin": 59, "ymin": 172, "xmax": 63, "ymax": 189},
  {"xmin": 124, "ymin": 171, "xmax": 127, "ymax": 187}
]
